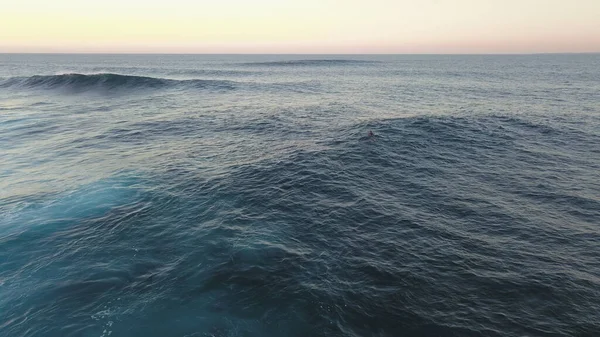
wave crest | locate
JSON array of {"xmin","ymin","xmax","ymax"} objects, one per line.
[{"xmin": 0, "ymin": 73, "xmax": 236, "ymax": 92}]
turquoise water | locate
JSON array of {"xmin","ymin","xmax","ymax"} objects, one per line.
[{"xmin": 1, "ymin": 54, "xmax": 599, "ymax": 337}]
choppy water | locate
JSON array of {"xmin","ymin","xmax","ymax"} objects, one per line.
[{"xmin": 1, "ymin": 54, "xmax": 599, "ymax": 337}]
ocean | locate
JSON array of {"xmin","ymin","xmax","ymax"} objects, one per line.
[{"xmin": 0, "ymin": 54, "xmax": 599, "ymax": 337}]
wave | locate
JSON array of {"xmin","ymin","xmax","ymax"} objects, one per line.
[
  {"xmin": 239, "ymin": 59, "xmax": 379, "ymax": 66},
  {"xmin": 2, "ymin": 113, "xmax": 599, "ymax": 336},
  {"xmin": 166, "ymin": 69, "xmax": 258, "ymax": 77},
  {"xmin": 0, "ymin": 73, "xmax": 325, "ymax": 94},
  {"xmin": 0, "ymin": 73, "xmax": 236, "ymax": 92}
]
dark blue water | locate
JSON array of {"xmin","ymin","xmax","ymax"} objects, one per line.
[{"xmin": 1, "ymin": 54, "xmax": 599, "ymax": 337}]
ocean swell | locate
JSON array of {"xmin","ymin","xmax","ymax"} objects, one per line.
[
  {"xmin": 0, "ymin": 73, "xmax": 236, "ymax": 92},
  {"xmin": 239, "ymin": 59, "xmax": 379, "ymax": 66}
]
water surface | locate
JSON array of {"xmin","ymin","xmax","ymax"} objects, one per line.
[{"xmin": 1, "ymin": 54, "xmax": 599, "ymax": 337}]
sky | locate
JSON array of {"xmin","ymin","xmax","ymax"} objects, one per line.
[{"xmin": 1, "ymin": 0, "xmax": 599, "ymax": 54}]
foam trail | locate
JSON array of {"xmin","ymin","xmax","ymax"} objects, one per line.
[{"xmin": 0, "ymin": 177, "xmax": 140, "ymax": 235}]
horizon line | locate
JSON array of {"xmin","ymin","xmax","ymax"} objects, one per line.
[{"xmin": 1, "ymin": 52, "xmax": 599, "ymax": 56}]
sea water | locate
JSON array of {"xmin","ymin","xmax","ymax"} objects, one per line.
[{"xmin": 1, "ymin": 54, "xmax": 599, "ymax": 336}]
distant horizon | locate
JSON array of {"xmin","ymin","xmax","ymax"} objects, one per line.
[{"xmin": 1, "ymin": 52, "xmax": 599, "ymax": 56}]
